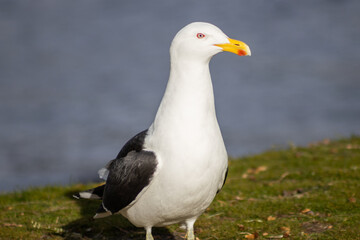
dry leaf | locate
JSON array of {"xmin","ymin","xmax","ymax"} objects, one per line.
[
  {"xmin": 244, "ymin": 166, "xmax": 267, "ymax": 176},
  {"xmin": 283, "ymin": 232, "xmax": 290, "ymax": 238},
  {"xmin": 345, "ymin": 144, "xmax": 359, "ymax": 149},
  {"xmin": 3, "ymin": 223, "xmax": 23, "ymax": 227},
  {"xmin": 301, "ymin": 208, "xmax": 312, "ymax": 214},
  {"xmin": 217, "ymin": 200, "xmax": 226, "ymax": 206},
  {"xmin": 245, "ymin": 234, "xmax": 255, "ymax": 239},
  {"xmin": 254, "ymin": 166, "xmax": 268, "ymax": 174},
  {"xmin": 245, "ymin": 219, "xmax": 263, "ymax": 223},
  {"xmin": 266, "ymin": 235, "xmax": 283, "ymax": 239},
  {"xmin": 235, "ymin": 195, "xmax": 245, "ymax": 201},
  {"xmin": 267, "ymin": 216, "xmax": 276, "ymax": 221},
  {"xmin": 262, "ymin": 232, "xmax": 269, "ymax": 236},
  {"xmin": 280, "ymin": 226, "xmax": 291, "ymax": 234},
  {"xmin": 349, "ymin": 197, "xmax": 356, "ymax": 203},
  {"xmin": 237, "ymin": 224, "xmax": 245, "ymax": 230},
  {"xmin": 279, "ymin": 172, "xmax": 289, "ymax": 181},
  {"xmin": 283, "ymin": 188, "xmax": 304, "ymax": 197}
]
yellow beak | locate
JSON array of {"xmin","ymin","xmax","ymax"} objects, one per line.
[{"xmin": 215, "ymin": 38, "xmax": 251, "ymax": 56}]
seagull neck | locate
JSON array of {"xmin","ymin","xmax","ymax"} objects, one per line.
[
  {"xmin": 169, "ymin": 58, "xmax": 212, "ymax": 85},
  {"xmin": 152, "ymin": 58, "xmax": 217, "ymax": 132}
]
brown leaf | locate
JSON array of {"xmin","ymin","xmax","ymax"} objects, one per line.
[
  {"xmin": 301, "ymin": 208, "xmax": 314, "ymax": 215},
  {"xmin": 237, "ymin": 224, "xmax": 245, "ymax": 230},
  {"xmin": 280, "ymin": 226, "xmax": 291, "ymax": 234},
  {"xmin": 245, "ymin": 234, "xmax": 255, "ymax": 239},
  {"xmin": 244, "ymin": 166, "xmax": 267, "ymax": 176},
  {"xmin": 278, "ymin": 172, "xmax": 289, "ymax": 181},
  {"xmin": 267, "ymin": 215, "xmax": 276, "ymax": 221},
  {"xmin": 349, "ymin": 197, "xmax": 356, "ymax": 203},
  {"xmin": 283, "ymin": 232, "xmax": 291, "ymax": 238},
  {"xmin": 254, "ymin": 166, "xmax": 267, "ymax": 174},
  {"xmin": 3, "ymin": 223, "xmax": 23, "ymax": 227},
  {"xmin": 235, "ymin": 195, "xmax": 245, "ymax": 201},
  {"xmin": 283, "ymin": 188, "xmax": 304, "ymax": 197}
]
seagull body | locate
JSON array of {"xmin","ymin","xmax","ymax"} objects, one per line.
[{"xmin": 75, "ymin": 22, "xmax": 251, "ymax": 240}]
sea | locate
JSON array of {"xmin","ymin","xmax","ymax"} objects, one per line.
[{"xmin": 1, "ymin": 0, "xmax": 359, "ymax": 192}]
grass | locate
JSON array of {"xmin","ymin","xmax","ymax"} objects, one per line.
[{"xmin": 1, "ymin": 136, "xmax": 360, "ymax": 239}]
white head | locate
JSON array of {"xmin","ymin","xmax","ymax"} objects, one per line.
[{"xmin": 170, "ymin": 22, "xmax": 251, "ymax": 63}]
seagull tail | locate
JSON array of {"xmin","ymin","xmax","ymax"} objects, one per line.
[
  {"xmin": 94, "ymin": 203, "xmax": 112, "ymax": 219},
  {"xmin": 73, "ymin": 184, "xmax": 105, "ymax": 200}
]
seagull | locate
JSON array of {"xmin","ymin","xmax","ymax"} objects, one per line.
[{"xmin": 75, "ymin": 22, "xmax": 251, "ymax": 240}]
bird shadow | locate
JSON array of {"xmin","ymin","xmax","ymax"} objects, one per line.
[{"xmin": 59, "ymin": 188, "xmax": 181, "ymax": 240}]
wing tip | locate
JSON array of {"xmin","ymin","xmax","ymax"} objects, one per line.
[
  {"xmin": 73, "ymin": 193, "xmax": 81, "ymax": 199},
  {"xmin": 73, "ymin": 185, "xmax": 105, "ymax": 200}
]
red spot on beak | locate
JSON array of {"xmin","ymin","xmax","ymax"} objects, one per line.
[{"xmin": 237, "ymin": 49, "xmax": 247, "ymax": 56}]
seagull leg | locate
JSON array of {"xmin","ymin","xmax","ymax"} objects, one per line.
[
  {"xmin": 185, "ymin": 218, "xmax": 196, "ymax": 240},
  {"xmin": 185, "ymin": 229, "xmax": 195, "ymax": 240},
  {"xmin": 145, "ymin": 227, "xmax": 154, "ymax": 240}
]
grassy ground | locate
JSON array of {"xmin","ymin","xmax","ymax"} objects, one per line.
[{"xmin": 1, "ymin": 136, "xmax": 359, "ymax": 239}]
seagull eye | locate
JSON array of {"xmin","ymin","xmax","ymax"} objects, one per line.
[{"xmin": 196, "ymin": 33, "xmax": 205, "ymax": 39}]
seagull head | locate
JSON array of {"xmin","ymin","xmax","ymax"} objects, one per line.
[{"xmin": 170, "ymin": 22, "xmax": 251, "ymax": 63}]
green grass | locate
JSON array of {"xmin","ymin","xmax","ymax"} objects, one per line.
[{"xmin": 1, "ymin": 136, "xmax": 360, "ymax": 239}]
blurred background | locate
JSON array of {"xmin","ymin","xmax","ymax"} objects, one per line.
[{"xmin": 1, "ymin": 0, "xmax": 359, "ymax": 192}]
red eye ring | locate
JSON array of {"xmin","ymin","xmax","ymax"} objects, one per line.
[{"xmin": 196, "ymin": 33, "xmax": 205, "ymax": 39}]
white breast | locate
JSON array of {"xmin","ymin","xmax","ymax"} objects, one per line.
[{"xmin": 120, "ymin": 59, "xmax": 228, "ymax": 227}]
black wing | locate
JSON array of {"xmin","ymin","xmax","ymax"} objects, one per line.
[
  {"xmin": 101, "ymin": 150, "xmax": 157, "ymax": 214},
  {"xmin": 216, "ymin": 167, "xmax": 228, "ymax": 194},
  {"xmin": 97, "ymin": 130, "xmax": 149, "ymax": 180},
  {"xmin": 75, "ymin": 129, "xmax": 154, "ymax": 209},
  {"xmin": 116, "ymin": 129, "xmax": 148, "ymax": 158}
]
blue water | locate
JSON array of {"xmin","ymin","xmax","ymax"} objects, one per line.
[{"xmin": 1, "ymin": 0, "xmax": 359, "ymax": 192}]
